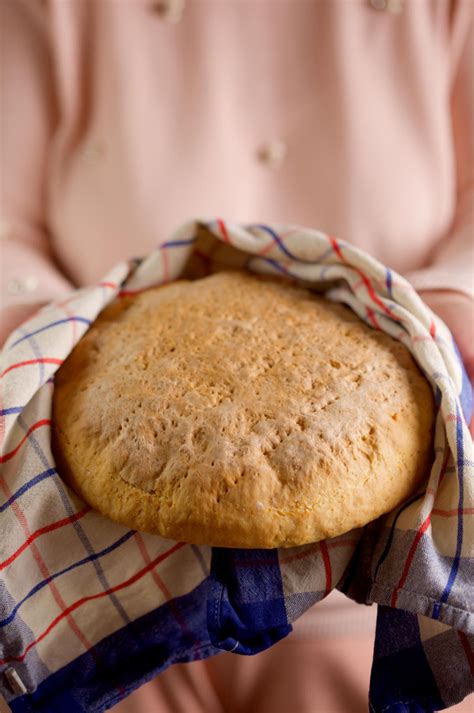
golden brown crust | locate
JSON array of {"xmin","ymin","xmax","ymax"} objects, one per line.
[{"xmin": 52, "ymin": 272, "xmax": 434, "ymax": 548}]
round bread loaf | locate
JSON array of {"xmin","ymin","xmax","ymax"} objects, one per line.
[{"xmin": 52, "ymin": 271, "xmax": 434, "ymax": 548}]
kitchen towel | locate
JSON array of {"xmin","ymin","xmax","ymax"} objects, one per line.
[{"xmin": 1, "ymin": 220, "xmax": 472, "ymax": 712}]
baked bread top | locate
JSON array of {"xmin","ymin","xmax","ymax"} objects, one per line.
[{"xmin": 52, "ymin": 271, "xmax": 434, "ymax": 548}]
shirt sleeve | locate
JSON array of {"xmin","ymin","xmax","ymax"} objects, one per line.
[
  {"xmin": 406, "ymin": 0, "xmax": 473, "ymax": 301},
  {"xmin": 0, "ymin": 0, "xmax": 73, "ymax": 346}
]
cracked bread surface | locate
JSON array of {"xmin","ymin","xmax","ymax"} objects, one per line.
[{"xmin": 52, "ymin": 271, "xmax": 434, "ymax": 548}]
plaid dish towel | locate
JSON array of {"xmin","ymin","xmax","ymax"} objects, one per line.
[{"xmin": 0, "ymin": 220, "xmax": 472, "ymax": 713}]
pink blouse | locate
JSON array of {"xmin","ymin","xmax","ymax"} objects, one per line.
[{"xmin": 1, "ymin": 0, "xmax": 473, "ymax": 343}]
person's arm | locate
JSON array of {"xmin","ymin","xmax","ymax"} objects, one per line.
[
  {"xmin": 406, "ymin": 3, "xmax": 473, "ymax": 390},
  {"xmin": 0, "ymin": 0, "xmax": 73, "ymax": 346}
]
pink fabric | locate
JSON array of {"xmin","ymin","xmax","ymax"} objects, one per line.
[
  {"xmin": 111, "ymin": 614, "xmax": 376, "ymax": 713},
  {"xmin": 110, "ymin": 603, "xmax": 473, "ymax": 713},
  {"xmin": 1, "ymin": 1, "xmax": 473, "ymax": 709},
  {"xmin": 1, "ymin": 0, "xmax": 473, "ymax": 347}
]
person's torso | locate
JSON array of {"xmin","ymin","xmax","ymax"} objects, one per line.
[{"xmin": 46, "ymin": 0, "xmax": 458, "ymax": 286}]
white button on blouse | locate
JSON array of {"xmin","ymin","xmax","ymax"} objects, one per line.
[
  {"xmin": 149, "ymin": 0, "xmax": 186, "ymax": 23},
  {"xmin": 7, "ymin": 276, "xmax": 39, "ymax": 295},
  {"xmin": 370, "ymin": 0, "xmax": 403, "ymax": 13},
  {"xmin": 257, "ymin": 140, "xmax": 288, "ymax": 169}
]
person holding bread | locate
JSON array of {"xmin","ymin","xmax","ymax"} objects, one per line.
[{"xmin": 1, "ymin": 1, "xmax": 472, "ymax": 711}]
